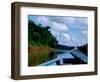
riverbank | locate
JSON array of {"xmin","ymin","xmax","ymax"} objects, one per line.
[{"xmin": 28, "ymin": 47, "xmax": 55, "ymax": 53}]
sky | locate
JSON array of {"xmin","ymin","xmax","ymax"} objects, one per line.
[{"xmin": 28, "ymin": 15, "xmax": 88, "ymax": 46}]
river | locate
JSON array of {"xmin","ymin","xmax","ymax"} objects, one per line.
[{"xmin": 28, "ymin": 50, "xmax": 69, "ymax": 66}]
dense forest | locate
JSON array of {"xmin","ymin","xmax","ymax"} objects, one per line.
[{"xmin": 28, "ymin": 20, "xmax": 58, "ymax": 49}]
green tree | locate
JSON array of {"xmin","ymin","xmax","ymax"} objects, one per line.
[{"xmin": 28, "ymin": 20, "xmax": 58, "ymax": 48}]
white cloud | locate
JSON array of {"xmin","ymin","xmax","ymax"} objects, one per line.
[
  {"xmin": 49, "ymin": 17, "xmax": 87, "ymax": 29},
  {"xmin": 70, "ymin": 37, "xmax": 87, "ymax": 46},
  {"xmin": 34, "ymin": 16, "xmax": 50, "ymax": 26},
  {"xmin": 62, "ymin": 33, "xmax": 71, "ymax": 41},
  {"xmin": 50, "ymin": 29, "xmax": 60, "ymax": 38},
  {"xmin": 81, "ymin": 30, "xmax": 87, "ymax": 35},
  {"xmin": 49, "ymin": 17, "xmax": 76, "ymax": 25},
  {"xmin": 50, "ymin": 29, "xmax": 71, "ymax": 46},
  {"xmin": 51, "ymin": 22, "xmax": 68, "ymax": 33}
]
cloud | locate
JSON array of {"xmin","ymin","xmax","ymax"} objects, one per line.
[
  {"xmin": 71, "ymin": 37, "xmax": 86, "ymax": 46},
  {"xmin": 62, "ymin": 33, "xmax": 71, "ymax": 41},
  {"xmin": 57, "ymin": 33, "xmax": 71, "ymax": 45},
  {"xmin": 49, "ymin": 17, "xmax": 87, "ymax": 29},
  {"xmin": 28, "ymin": 15, "xmax": 88, "ymax": 46},
  {"xmin": 34, "ymin": 16, "xmax": 50, "ymax": 26},
  {"xmin": 48, "ymin": 17, "xmax": 75, "ymax": 25},
  {"xmin": 81, "ymin": 30, "xmax": 87, "ymax": 35},
  {"xmin": 50, "ymin": 29, "xmax": 71, "ymax": 45},
  {"xmin": 51, "ymin": 22, "xmax": 68, "ymax": 33}
]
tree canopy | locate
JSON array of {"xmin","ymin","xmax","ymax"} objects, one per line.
[{"xmin": 28, "ymin": 20, "xmax": 58, "ymax": 48}]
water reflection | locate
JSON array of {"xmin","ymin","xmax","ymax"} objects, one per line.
[{"xmin": 28, "ymin": 50, "xmax": 57, "ymax": 66}]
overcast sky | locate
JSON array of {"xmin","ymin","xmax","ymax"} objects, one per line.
[{"xmin": 28, "ymin": 15, "xmax": 88, "ymax": 46}]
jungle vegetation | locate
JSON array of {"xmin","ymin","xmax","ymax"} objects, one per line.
[{"xmin": 28, "ymin": 20, "xmax": 58, "ymax": 49}]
